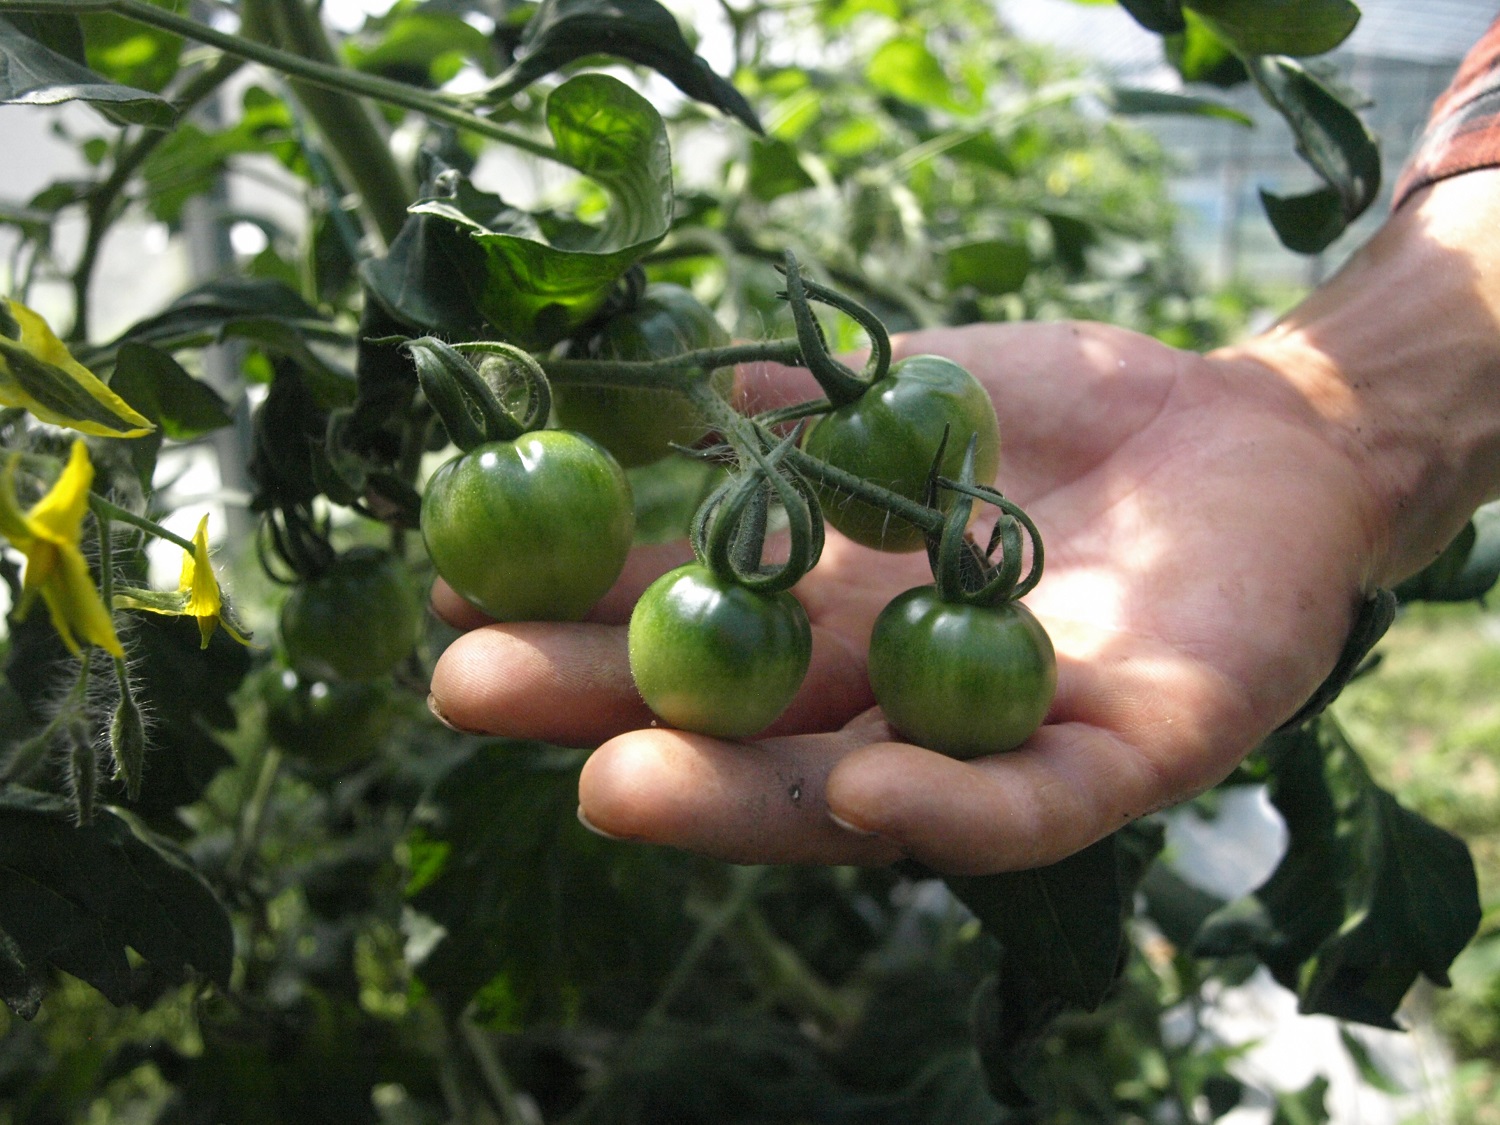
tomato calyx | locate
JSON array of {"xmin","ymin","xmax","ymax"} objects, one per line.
[
  {"xmin": 778, "ymin": 251, "xmax": 891, "ymax": 408},
  {"xmin": 927, "ymin": 433, "xmax": 1043, "ymax": 608},
  {"xmin": 397, "ymin": 336, "xmax": 551, "ymax": 450},
  {"xmin": 689, "ymin": 426, "xmax": 824, "ymax": 596}
]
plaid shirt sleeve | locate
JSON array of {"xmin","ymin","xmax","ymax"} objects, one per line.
[{"xmin": 1393, "ymin": 16, "xmax": 1500, "ymax": 208}]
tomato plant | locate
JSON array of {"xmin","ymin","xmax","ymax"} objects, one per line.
[
  {"xmin": 628, "ymin": 562, "xmax": 812, "ymax": 738},
  {"xmin": 868, "ymin": 585, "xmax": 1056, "ymax": 758},
  {"xmin": 421, "ymin": 431, "xmax": 634, "ymax": 622},
  {"xmin": 801, "ymin": 355, "xmax": 1000, "ymax": 552},
  {"xmin": 552, "ymin": 284, "xmax": 733, "ymax": 467},
  {"xmin": 262, "ymin": 665, "xmax": 396, "ymax": 775},
  {"xmin": 280, "ymin": 548, "xmax": 422, "ymax": 682}
]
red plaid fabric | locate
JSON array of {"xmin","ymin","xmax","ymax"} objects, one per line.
[{"xmin": 1394, "ymin": 15, "xmax": 1500, "ymax": 208}]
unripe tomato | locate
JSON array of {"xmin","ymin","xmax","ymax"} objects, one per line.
[
  {"xmin": 552, "ymin": 284, "xmax": 732, "ymax": 468},
  {"xmin": 868, "ymin": 586, "xmax": 1055, "ymax": 758},
  {"xmin": 280, "ymin": 548, "xmax": 422, "ymax": 681},
  {"xmin": 262, "ymin": 666, "xmax": 395, "ymax": 775},
  {"xmin": 421, "ymin": 430, "xmax": 634, "ymax": 622},
  {"xmin": 801, "ymin": 355, "xmax": 1000, "ymax": 552},
  {"xmin": 628, "ymin": 563, "xmax": 811, "ymax": 738}
]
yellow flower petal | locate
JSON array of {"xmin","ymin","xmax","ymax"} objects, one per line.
[
  {"xmin": 0, "ymin": 440, "xmax": 123, "ymax": 657},
  {"xmin": 0, "ymin": 299, "xmax": 155, "ymax": 438}
]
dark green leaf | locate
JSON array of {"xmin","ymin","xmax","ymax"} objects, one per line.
[
  {"xmin": 1250, "ymin": 55, "xmax": 1381, "ymax": 249},
  {"xmin": 408, "ymin": 74, "xmax": 673, "ymax": 349},
  {"xmin": 944, "ymin": 238, "xmax": 1031, "ymax": 296},
  {"xmin": 1259, "ymin": 185, "xmax": 1346, "ymax": 254},
  {"xmin": 0, "ymin": 789, "xmax": 233, "ymax": 1014},
  {"xmin": 0, "ymin": 14, "xmax": 175, "ymax": 128},
  {"xmin": 1186, "ymin": 0, "xmax": 1359, "ymax": 57},
  {"xmin": 1117, "ymin": 0, "xmax": 1185, "ymax": 34},
  {"xmin": 488, "ymin": 0, "xmax": 762, "ymax": 133},
  {"xmin": 943, "ymin": 834, "xmax": 1130, "ymax": 1012},
  {"xmin": 107, "ymin": 615, "xmax": 246, "ymax": 831},
  {"xmin": 1195, "ymin": 718, "xmax": 1481, "ymax": 1028},
  {"xmin": 1107, "ymin": 86, "xmax": 1253, "ymax": 126},
  {"xmin": 1395, "ymin": 507, "xmax": 1500, "ymax": 603},
  {"xmin": 407, "ymin": 742, "xmax": 694, "ymax": 1020},
  {"xmin": 111, "ymin": 342, "xmax": 232, "ymax": 440}
]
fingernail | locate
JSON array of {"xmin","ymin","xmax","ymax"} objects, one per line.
[
  {"xmin": 427, "ymin": 693, "xmax": 475, "ymax": 734},
  {"xmin": 827, "ymin": 810, "xmax": 882, "ymax": 838},
  {"xmin": 577, "ymin": 806, "xmax": 632, "ymax": 842}
]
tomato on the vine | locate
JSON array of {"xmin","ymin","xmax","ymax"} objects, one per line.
[
  {"xmin": 552, "ymin": 284, "xmax": 732, "ymax": 468},
  {"xmin": 262, "ymin": 666, "xmax": 396, "ymax": 775},
  {"xmin": 868, "ymin": 586, "xmax": 1055, "ymax": 759},
  {"xmin": 801, "ymin": 355, "xmax": 1000, "ymax": 552},
  {"xmin": 421, "ymin": 430, "xmax": 634, "ymax": 622},
  {"xmin": 628, "ymin": 563, "xmax": 811, "ymax": 738},
  {"xmin": 280, "ymin": 548, "xmax": 422, "ymax": 681}
]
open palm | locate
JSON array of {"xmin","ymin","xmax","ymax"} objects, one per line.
[{"xmin": 429, "ymin": 320, "xmax": 1381, "ymax": 874}]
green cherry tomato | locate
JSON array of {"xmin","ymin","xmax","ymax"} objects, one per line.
[
  {"xmin": 551, "ymin": 284, "xmax": 732, "ymax": 468},
  {"xmin": 263, "ymin": 666, "xmax": 395, "ymax": 775},
  {"xmin": 628, "ymin": 563, "xmax": 812, "ymax": 739},
  {"xmin": 802, "ymin": 355, "xmax": 1000, "ymax": 552},
  {"xmin": 868, "ymin": 586, "xmax": 1056, "ymax": 759},
  {"xmin": 421, "ymin": 430, "xmax": 634, "ymax": 622},
  {"xmin": 280, "ymin": 548, "xmax": 423, "ymax": 681}
]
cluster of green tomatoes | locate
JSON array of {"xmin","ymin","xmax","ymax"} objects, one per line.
[{"xmin": 281, "ymin": 269, "xmax": 1056, "ymax": 762}]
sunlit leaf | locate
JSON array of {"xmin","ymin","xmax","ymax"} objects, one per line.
[{"xmin": 402, "ymin": 74, "xmax": 673, "ymax": 350}]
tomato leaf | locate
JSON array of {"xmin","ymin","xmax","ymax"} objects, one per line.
[
  {"xmin": 1394, "ymin": 507, "xmax": 1500, "ymax": 604},
  {"xmin": 79, "ymin": 8, "xmax": 182, "ymax": 94},
  {"xmin": 404, "ymin": 74, "xmax": 673, "ymax": 350},
  {"xmin": 0, "ymin": 14, "xmax": 176, "ymax": 129},
  {"xmin": 484, "ymin": 0, "xmax": 761, "ymax": 133},
  {"xmin": 0, "ymin": 788, "xmax": 233, "ymax": 1017},
  {"xmin": 1164, "ymin": 13, "xmax": 1247, "ymax": 88},
  {"xmin": 405, "ymin": 742, "xmax": 693, "ymax": 1021},
  {"xmin": 1195, "ymin": 717, "xmax": 1481, "ymax": 1028},
  {"xmin": 1106, "ymin": 86, "xmax": 1253, "ymax": 126},
  {"xmin": 1117, "ymin": 0, "xmax": 1186, "ymax": 34},
  {"xmin": 941, "ymin": 833, "xmax": 1136, "ymax": 1012},
  {"xmin": 943, "ymin": 238, "xmax": 1031, "ymax": 296},
  {"xmin": 1249, "ymin": 56, "xmax": 1380, "ymax": 253},
  {"xmin": 1184, "ymin": 0, "xmax": 1359, "ymax": 58}
]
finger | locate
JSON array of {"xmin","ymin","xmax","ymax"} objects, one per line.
[
  {"xmin": 428, "ymin": 622, "xmax": 652, "ymax": 746},
  {"xmin": 577, "ymin": 719, "xmax": 904, "ymax": 867},
  {"xmin": 428, "ymin": 613, "xmax": 876, "ymax": 748}
]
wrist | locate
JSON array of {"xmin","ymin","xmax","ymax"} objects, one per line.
[{"xmin": 1219, "ymin": 169, "xmax": 1500, "ymax": 587}]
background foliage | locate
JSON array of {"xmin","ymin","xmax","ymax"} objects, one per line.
[{"xmin": 0, "ymin": 0, "xmax": 1495, "ymax": 1121}]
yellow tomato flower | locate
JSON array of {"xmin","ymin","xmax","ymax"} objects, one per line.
[
  {"xmin": 0, "ymin": 298, "xmax": 154, "ymax": 438},
  {"xmin": 114, "ymin": 515, "xmax": 253, "ymax": 649},
  {"xmin": 0, "ymin": 440, "xmax": 124, "ymax": 657}
]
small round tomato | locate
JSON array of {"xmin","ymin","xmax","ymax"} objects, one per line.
[
  {"xmin": 263, "ymin": 666, "xmax": 395, "ymax": 775},
  {"xmin": 801, "ymin": 355, "xmax": 1000, "ymax": 552},
  {"xmin": 280, "ymin": 548, "xmax": 422, "ymax": 681},
  {"xmin": 421, "ymin": 430, "xmax": 634, "ymax": 622},
  {"xmin": 868, "ymin": 586, "xmax": 1055, "ymax": 759},
  {"xmin": 551, "ymin": 284, "xmax": 732, "ymax": 468},
  {"xmin": 628, "ymin": 563, "xmax": 812, "ymax": 738}
]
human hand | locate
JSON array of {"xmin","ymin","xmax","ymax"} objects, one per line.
[{"xmin": 426, "ymin": 316, "xmax": 1389, "ymax": 875}]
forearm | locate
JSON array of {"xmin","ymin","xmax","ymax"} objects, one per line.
[{"xmin": 1219, "ymin": 168, "xmax": 1500, "ymax": 586}]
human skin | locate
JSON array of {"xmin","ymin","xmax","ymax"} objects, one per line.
[{"xmin": 426, "ymin": 170, "xmax": 1500, "ymax": 876}]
